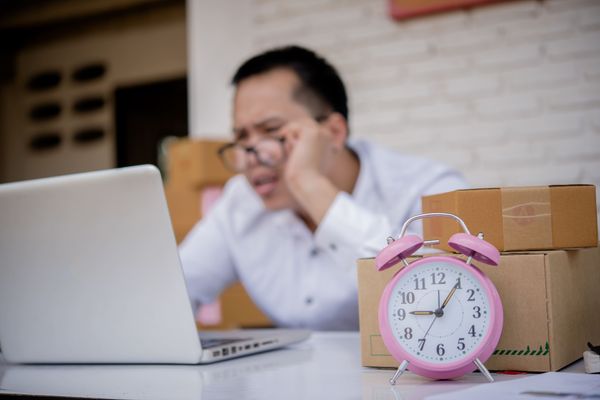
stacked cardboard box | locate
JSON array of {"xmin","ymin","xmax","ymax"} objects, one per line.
[
  {"xmin": 357, "ymin": 185, "xmax": 599, "ymax": 372},
  {"xmin": 164, "ymin": 138, "xmax": 272, "ymax": 329}
]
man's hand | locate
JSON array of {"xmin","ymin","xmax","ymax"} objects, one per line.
[{"xmin": 279, "ymin": 117, "xmax": 340, "ymax": 227}]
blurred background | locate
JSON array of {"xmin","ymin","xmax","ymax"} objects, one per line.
[{"xmin": 0, "ymin": 0, "xmax": 599, "ymax": 222}]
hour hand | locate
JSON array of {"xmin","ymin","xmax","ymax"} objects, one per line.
[
  {"xmin": 441, "ymin": 282, "xmax": 460, "ymax": 309},
  {"xmin": 409, "ymin": 310, "xmax": 435, "ymax": 315}
]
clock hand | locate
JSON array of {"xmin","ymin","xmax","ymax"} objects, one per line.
[
  {"xmin": 409, "ymin": 311, "xmax": 435, "ymax": 315},
  {"xmin": 441, "ymin": 282, "xmax": 460, "ymax": 310},
  {"xmin": 422, "ymin": 314, "xmax": 437, "ymax": 338}
]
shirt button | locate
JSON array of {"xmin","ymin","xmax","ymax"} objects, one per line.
[
  {"xmin": 310, "ymin": 248, "xmax": 319, "ymax": 257},
  {"xmin": 305, "ymin": 297, "xmax": 313, "ymax": 305},
  {"xmin": 329, "ymin": 243, "xmax": 337, "ymax": 251}
]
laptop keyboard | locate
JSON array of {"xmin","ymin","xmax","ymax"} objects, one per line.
[{"xmin": 200, "ymin": 337, "xmax": 248, "ymax": 349}]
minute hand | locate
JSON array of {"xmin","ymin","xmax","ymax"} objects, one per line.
[{"xmin": 441, "ymin": 283, "xmax": 460, "ymax": 309}]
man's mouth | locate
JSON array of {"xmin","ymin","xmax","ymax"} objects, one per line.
[{"xmin": 252, "ymin": 175, "xmax": 278, "ymax": 196}]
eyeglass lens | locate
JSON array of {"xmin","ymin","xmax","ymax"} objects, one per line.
[{"xmin": 221, "ymin": 137, "xmax": 285, "ymax": 172}]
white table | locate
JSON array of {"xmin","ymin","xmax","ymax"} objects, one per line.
[{"xmin": 0, "ymin": 332, "xmax": 585, "ymax": 400}]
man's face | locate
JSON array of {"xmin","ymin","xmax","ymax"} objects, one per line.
[{"xmin": 232, "ymin": 68, "xmax": 313, "ymax": 211}]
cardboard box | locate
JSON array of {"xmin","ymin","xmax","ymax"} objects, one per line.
[
  {"xmin": 421, "ymin": 185, "xmax": 598, "ymax": 252},
  {"xmin": 164, "ymin": 184, "xmax": 203, "ymax": 244},
  {"xmin": 357, "ymin": 246, "xmax": 600, "ymax": 372},
  {"xmin": 167, "ymin": 138, "xmax": 233, "ymax": 189}
]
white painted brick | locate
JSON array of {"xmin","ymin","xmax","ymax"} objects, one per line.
[
  {"xmin": 395, "ymin": 9, "xmax": 469, "ymax": 38},
  {"xmin": 346, "ymin": 64, "xmax": 402, "ymax": 90},
  {"xmin": 406, "ymin": 55, "xmax": 470, "ymax": 78},
  {"xmin": 544, "ymin": 84, "xmax": 600, "ymax": 110},
  {"xmin": 545, "ymin": 31, "xmax": 600, "ymax": 60},
  {"xmin": 502, "ymin": 15, "xmax": 575, "ymax": 42},
  {"xmin": 503, "ymin": 62, "xmax": 580, "ymax": 91},
  {"xmin": 342, "ymin": 22, "xmax": 399, "ymax": 45},
  {"xmin": 576, "ymin": 5, "xmax": 600, "ymax": 30},
  {"xmin": 582, "ymin": 160, "xmax": 600, "ymax": 182},
  {"xmin": 502, "ymin": 163, "xmax": 582, "ymax": 186},
  {"xmin": 475, "ymin": 94, "xmax": 540, "ymax": 119},
  {"xmin": 254, "ymin": 16, "xmax": 307, "ymax": 38},
  {"xmin": 284, "ymin": 0, "xmax": 339, "ymax": 14},
  {"xmin": 414, "ymin": 147, "xmax": 475, "ymax": 170},
  {"xmin": 476, "ymin": 140, "xmax": 546, "ymax": 166},
  {"xmin": 426, "ymin": 11, "xmax": 470, "ymax": 34},
  {"xmin": 305, "ymin": 6, "xmax": 366, "ymax": 28},
  {"xmin": 471, "ymin": 0, "xmax": 539, "ymax": 24},
  {"xmin": 503, "ymin": 112, "xmax": 585, "ymax": 139},
  {"xmin": 406, "ymin": 102, "xmax": 469, "ymax": 124},
  {"xmin": 367, "ymin": 38, "xmax": 431, "ymax": 62},
  {"xmin": 436, "ymin": 122, "xmax": 508, "ymax": 146},
  {"xmin": 435, "ymin": 28, "xmax": 500, "ymax": 53},
  {"xmin": 589, "ymin": 111, "xmax": 600, "ymax": 132},
  {"xmin": 327, "ymin": 48, "xmax": 368, "ymax": 71},
  {"xmin": 579, "ymin": 54, "xmax": 600, "ymax": 81},
  {"xmin": 254, "ymin": 1, "xmax": 282, "ymax": 21},
  {"xmin": 474, "ymin": 43, "xmax": 542, "ymax": 70},
  {"xmin": 444, "ymin": 75, "xmax": 500, "ymax": 98},
  {"xmin": 465, "ymin": 169, "xmax": 507, "ymax": 187},
  {"xmin": 545, "ymin": 0, "xmax": 599, "ymax": 13},
  {"xmin": 358, "ymin": 129, "xmax": 440, "ymax": 149},
  {"xmin": 541, "ymin": 134, "xmax": 600, "ymax": 161},
  {"xmin": 357, "ymin": 82, "xmax": 434, "ymax": 105},
  {"xmin": 352, "ymin": 108, "xmax": 404, "ymax": 131}
]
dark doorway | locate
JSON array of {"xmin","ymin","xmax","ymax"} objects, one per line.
[{"xmin": 114, "ymin": 77, "xmax": 188, "ymax": 168}]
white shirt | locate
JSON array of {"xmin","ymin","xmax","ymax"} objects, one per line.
[{"xmin": 179, "ymin": 139, "xmax": 467, "ymax": 331}]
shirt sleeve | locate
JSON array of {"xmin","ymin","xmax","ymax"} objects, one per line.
[
  {"xmin": 314, "ymin": 191, "xmax": 392, "ymax": 259},
  {"xmin": 314, "ymin": 171, "xmax": 468, "ymax": 264},
  {"xmin": 178, "ymin": 200, "xmax": 238, "ymax": 307}
]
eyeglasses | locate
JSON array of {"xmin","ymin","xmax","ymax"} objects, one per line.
[{"xmin": 217, "ymin": 136, "xmax": 286, "ymax": 173}]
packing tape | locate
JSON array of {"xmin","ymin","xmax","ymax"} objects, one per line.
[{"xmin": 501, "ymin": 187, "xmax": 552, "ymax": 249}]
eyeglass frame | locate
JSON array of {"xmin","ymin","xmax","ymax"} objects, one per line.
[
  {"xmin": 216, "ymin": 114, "xmax": 331, "ymax": 173},
  {"xmin": 217, "ymin": 136, "xmax": 287, "ymax": 172}
]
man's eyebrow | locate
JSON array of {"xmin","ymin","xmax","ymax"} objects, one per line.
[
  {"xmin": 233, "ymin": 117, "xmax": 285, "ymax": 138},
  {"xmin": 254, "ymin": 116, "xmax": 285, "ymax": 127}
]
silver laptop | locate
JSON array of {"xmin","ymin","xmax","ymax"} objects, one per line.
[{"xmin": 0, "ymin": 165, "xmax": 309, "ymax": 364}]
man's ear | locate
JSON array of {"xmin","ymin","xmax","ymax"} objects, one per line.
[{"xmin": 324, "ymin": 112, "xmax": 348, "ymax": 150}]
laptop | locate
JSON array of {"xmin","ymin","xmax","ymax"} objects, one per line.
[{"xmin": 0, "ymin": 165, "xmax": 309, "ymax": 364}]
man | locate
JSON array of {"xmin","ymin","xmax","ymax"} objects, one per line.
[{"xmin": 179, "ymin": 46, "xmax": 466, "ymax": 330}]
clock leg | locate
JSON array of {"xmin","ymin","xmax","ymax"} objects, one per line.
[
  {"xmin": 473, "ymin": 358, "xmax": 494, "ymax": 382},
  {"xmin": 389, "ymin": 360, "xmax": 409, "ymax": 385}
]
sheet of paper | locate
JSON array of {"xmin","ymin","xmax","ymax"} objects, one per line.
[{"xmin": 425, "ymin": 372, "xmax": 600, "ymax": 400}]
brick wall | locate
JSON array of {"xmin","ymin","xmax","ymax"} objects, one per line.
[{"xmin": 245, "ymin": 0, "xmax": 600, "ymax": 225}]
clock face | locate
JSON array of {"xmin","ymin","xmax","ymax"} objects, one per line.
[{"xmin": 386, "ymin": 259, "xmax": 491, "ymax": 365}]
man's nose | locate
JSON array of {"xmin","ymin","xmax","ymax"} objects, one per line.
[{"xmin": 245, "ymin": 148, "xmax": 260, "ymax": 169}]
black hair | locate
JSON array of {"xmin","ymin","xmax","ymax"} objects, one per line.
[{"xmin": 231, "ymin": 45, "xmax": 349, "ymax": 122}]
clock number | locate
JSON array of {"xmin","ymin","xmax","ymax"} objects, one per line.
[
  {"xmin": 457, "ymin": 337, "xmax": 465, "ymax": 351},
  {"xmin": 418, "ymin": 338, "xmax": 426, "ymax": 351},
  {"xmin": 399, "ymin": 292, "xmax": 415, "ymax": 304},
  {"xmin": 468, "ymin": 324, "xmax": 476, "ymax": 337},
  {"xmin": 467, "ymin": 289, "xmax": 476, "ymax": 301},
  {"xmin": 404, "ymin": 327, "xmax": 413, "ymax": 340},
  {"xmin": 436, "ymin": 343, "xmax": 445, "ymax": 356},
  {"xmin": 455, "ymin": 277, "xmax": 462, "ymax": 289},
  {"xmin": 397, "ymin": 308, "xmax": 406, "ymax": 320},
  {"xmin": 430, "ymin": 272, "xmax": 446, "ymax": 285},
  {"xmin": 473, "ymin": 306, "xmax": 481, "ymax": 319},
  {"xmin": 414, "ymin": 278, "xmax": 426, "ymax": 290}
]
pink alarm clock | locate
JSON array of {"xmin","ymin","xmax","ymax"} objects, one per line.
[{"xmin": 376, "ymin": 213, "xmax": 503, "ymax": 384}]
